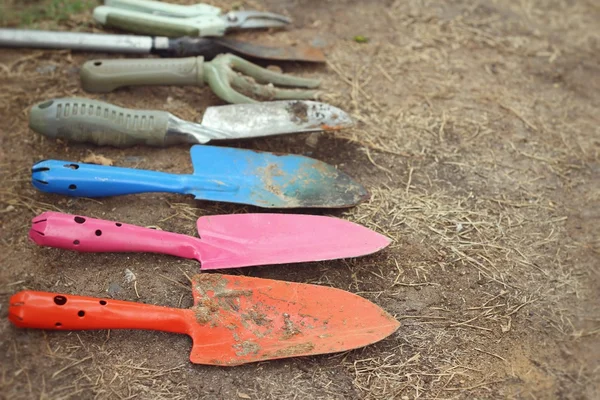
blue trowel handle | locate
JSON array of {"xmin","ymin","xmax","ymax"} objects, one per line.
[{"xmin": 32, "ymin": 160, "xmax": 189, "ymax": 198}]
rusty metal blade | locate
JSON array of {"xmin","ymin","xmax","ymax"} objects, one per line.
[{"xmin": 213, "ymin": 37, "xmax": 326, "ymax": 63}]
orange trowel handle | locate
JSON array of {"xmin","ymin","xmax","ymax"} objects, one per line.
[{"xmin": 8, "ymin": 290, "xmax": 191, "ymax": 334}]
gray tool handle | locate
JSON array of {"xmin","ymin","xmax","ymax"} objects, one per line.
[
  {"xmin": 0, "ymin": 29, "xmax": 153, "ymax": 53},
  {"xmin": 29, "ymin": 98, "xmax": 173, "ymax": 147},
  {"xmin": 80, "ymin": 57, "xmax": 204, "ymax": 93}
]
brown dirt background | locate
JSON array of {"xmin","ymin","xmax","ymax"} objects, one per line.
[{"xmin": 1, "ymin": 0, "xmax": 599, "ymax": 399}]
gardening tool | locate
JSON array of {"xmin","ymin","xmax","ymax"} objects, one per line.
[
  {"xmin": 94, "ymin": 0, "xmax": 290, "ymax": 37},
  {"xmin": 31, "ymin": 145, "xmax": 368, "ymax": 208},
  {"xmin": 29, "ymin": 97, "xmax": 352, "ymax": 147},
  {"xmin": 80, "ymin": 54, "xmax": 321, "ymax": 104},
  {"xmin": 0, "ymin": 29, "xmax": 326, "ymax": 62},
  {"xmin": 9, "ymin": 274, "xmax": 400, "ymax": 366},
  {"xmin": 30, "ymin": 212, "xmax": 390, "ymax": 269}
]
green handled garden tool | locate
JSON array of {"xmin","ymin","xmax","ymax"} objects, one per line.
[
  {"xmin": 29, "ymin": 97, "xmax": 352, "ymax": 147},
  {"xmin": 95, "ymin": 0, "xmax": 291, "ymax": 37},
  {"xmin": 81, "ymin": 54, "xmax": 321, "ymax": 104}
]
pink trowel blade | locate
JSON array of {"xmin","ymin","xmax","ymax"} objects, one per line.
[
  {"xmin": 196, "ymin": 214, "xmax": 391, "ymax": 270},
  {"xmin": 29, "ymin": 212, "xmax": 391, "ymax": 269}
]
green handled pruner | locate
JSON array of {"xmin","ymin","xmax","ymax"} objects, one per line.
[
  {"xmin": 80, "ymin": 54, "xmax": 321, "ymax": 104},
  {"xmin": 94, "ymin": 0, "xmax": 291, "ymax": 37}
]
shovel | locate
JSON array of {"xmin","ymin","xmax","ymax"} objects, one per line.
[
  {"xmin": 29, "ymin": 98, "xmax": 352, "ymax": 148},
  {"xmin": 31, "ymin": 145, "xmax": 369, "ymax": 208},
  {"xmin": 30, "ymin": 212, "xmax": 390, "ymax": 270},
  {"xmin": 9, "ymin": 274, "xmax": 400, "ymax": 366}
]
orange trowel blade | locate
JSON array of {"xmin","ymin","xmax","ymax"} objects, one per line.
[{"xmin": 188, "ymin": 274, "xmax": 399, "ymax": 366}]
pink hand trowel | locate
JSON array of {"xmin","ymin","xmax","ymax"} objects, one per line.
[{"xmin": 30, "ymin": 212, "xmax": 390, "ymax": 269}]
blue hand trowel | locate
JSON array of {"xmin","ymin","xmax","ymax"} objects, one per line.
[{"xmin": 31, "ymin": 145, "xmax": 369, "ymax": 208}]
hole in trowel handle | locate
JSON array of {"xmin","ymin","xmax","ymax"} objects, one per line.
[
  {"xmin": 38, "ymin": 100, "xmax": 53, "ymax": 109},
  {"xmin": 93, "ymin": 61, "xmax": 102, "ymax": 66},
  {"xmin": 31, "ymin": 166, "xmax": 50, "ymax": 173},
  {"xmin": 53, "ymin": 295, "xmax": 67, "ymax": 305}
]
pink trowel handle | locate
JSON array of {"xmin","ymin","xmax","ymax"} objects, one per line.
[{"xmin": 30, "ymin": 211, "xmax": 201, "ymax": 261}]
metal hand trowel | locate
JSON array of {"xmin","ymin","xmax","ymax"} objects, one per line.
[{"xmin": 29, "ymin": 98, "xmax": 352, "ymax": 148}]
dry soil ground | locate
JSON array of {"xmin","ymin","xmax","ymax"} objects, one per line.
[{"xmin": 0, "ymin": 0, "xmax": 599, "ymax": 399}]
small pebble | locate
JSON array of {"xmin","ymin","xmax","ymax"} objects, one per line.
[
  {"xmin": 305, "ymin": 132, "xmax": 322, "ymax": 148},
  {"xmin": 311, "ymin": 37, "xmax": 327, "ymax": 48},
  {"xmin": 107, "ymin": 282, "xmax": 122, "ymax": 297},
  {"xmin": 36, "ymin": 65, "xmax": 57, "ymax": 75},
  {"xmin": 123, "ymin": 156, "xmax": 145, "ymax": 163},
  {"xmin": 124, "ymin": 268, "xmax": 136, "ymax": 283}
]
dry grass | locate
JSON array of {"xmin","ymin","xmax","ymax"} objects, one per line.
[
  {"xmin": 1, "ymin": 335, "xmax": 189, "ymax": 399},
  {"xmin": 336, "ymin": 182, "xmax": 577, "ymax": 398},
  {"xmin": 1, "ymin": 0, "xmax": 598, "ymax": 399},
  {"xmin": 315, "ymin": 1, "xmax": 599, "ymax": 398}
]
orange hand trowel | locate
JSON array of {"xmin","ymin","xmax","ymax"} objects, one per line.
[{"xmin": 9, "ymin": 274, "xmax": 399, "ymax": 366}]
